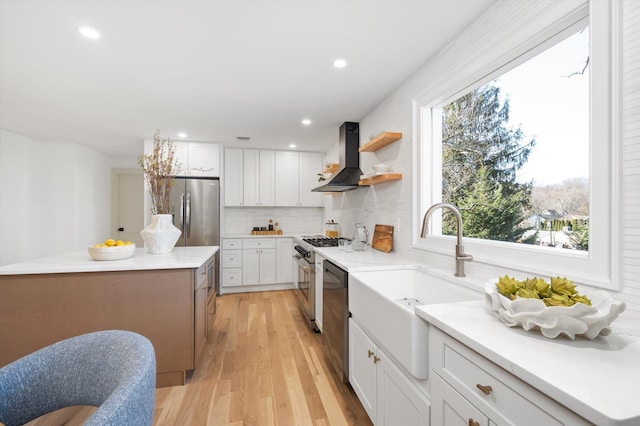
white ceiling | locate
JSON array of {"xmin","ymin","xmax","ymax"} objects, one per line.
[{"xmin": 0, "ymin": 0, "xmax": 495, "ymax": 159}]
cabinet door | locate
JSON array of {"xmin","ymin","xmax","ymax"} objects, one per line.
[
  {"xmin": 298, "ymin": 152, "xmax": 323, "ymax": 206},
  {"xmin": 349, "ymin": 319, "xmax": 378, "ymax": 423},
  {"xmin": 189, "ymin": 142, "xmax": 220, "ymax": 177},
  {"xmin": 224, "ymin": 149, "xmax": 244, "ymax": 206},
  {"xmin": 242, "ymin": 249, "xmax": 261, "ymax": 285},
  {"xmin": 243, "ymin": 150, "xmax": 260, "ymax": 206},
  {"xmin": 431, "ymin": 374, "xmax": 488, "ymax": 426},
  {"xmin": 275, "ymin": 151, "xmax": 300, "ymax": 206},
  {"xmin": 377, "ymin": 352, "xmax": 430, "ymax": 426},
  {"xmin": 259, "ymin": 150, "xmax": 276, "ymax": 206},
  {"xmin": 194, "ymin": 278, "xmax": 207, "ymax": 367},
  {"xmin": 276, "ymin": 238, "xmax": 293, "ymax": 283},
  {"xmin": 259, "ymin": 248, "xmax": 277, "ymax": 284}
]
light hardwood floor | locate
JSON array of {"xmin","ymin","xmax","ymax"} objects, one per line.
[{"xmin": 26, "ymin": 290, "xmax": 372, "ymax": 426}]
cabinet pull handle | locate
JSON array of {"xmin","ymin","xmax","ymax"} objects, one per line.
[
  {"xmin": 468, "ymin": 419, "xmax": 480, "ymax": 426},
  {"xmin": 368, "ymin": 350, "xmax": 374, "ymax": 358},
  {"xmin": 373, "ymin": 355, "xmax": 380, "ymax": 364},
  {"xmin": 476, "ymin": 384, "xmax": 493, "ymax": 395}
]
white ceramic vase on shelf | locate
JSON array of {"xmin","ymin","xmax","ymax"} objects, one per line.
[{"xmin": 140, "ymin": 214, "xmax": 181, "ymax": 254}]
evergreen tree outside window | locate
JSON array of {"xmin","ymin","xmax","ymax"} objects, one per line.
[
  {"xmin": 414, "ymin": 1, "xmax": 621, "ymax": 291},
  {"xmin": 439, "ymin": 27, "xmax": 589, "ymax": 251}
]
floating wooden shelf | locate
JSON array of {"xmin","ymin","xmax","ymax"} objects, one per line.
[
  {"xmin": 359, "ymin": 132, "xmax": 403, "ymax": 152},
  {"xmin": 323, "ymin": 163, "xmax": 339, "ymax": 173},
  {"xmin": 359, "ymin": 173, "xmax": 403, "ymax": 186}
]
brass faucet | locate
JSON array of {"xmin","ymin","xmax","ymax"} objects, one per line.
[{"xmin": 420, "ymin": 203, "xmax": 473, "ymax": 277}]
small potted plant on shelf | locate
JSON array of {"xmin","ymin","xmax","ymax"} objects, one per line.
[{"xmin": 138, "ymin": 130, "xmax": 182, "ymax": 253}]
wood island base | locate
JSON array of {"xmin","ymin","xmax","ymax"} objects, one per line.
[{"xmin": 0, "ymin": 264, "xmax": 212, "ymax": 388}]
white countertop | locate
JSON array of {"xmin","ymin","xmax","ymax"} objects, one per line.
[
  {"xmin": 313, "ymin": 246, "xmax": 418, "ymax": 271},
  {"xmin": 222, "ymin": 233, "xmax": 298, "ymax": 239},
  {"xmin": 0, "ymin": 246, "xmax": 219, "ymax": 275},
  {"xmin": 416, "ymin": 300, "xmax": 640, "ymax": 426}
]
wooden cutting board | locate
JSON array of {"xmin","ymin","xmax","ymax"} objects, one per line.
[{"xmin": 372, "ymin": 224, "xmax": 394, "ymax": 253}]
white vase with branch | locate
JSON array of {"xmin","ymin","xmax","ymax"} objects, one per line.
[{"xmin": 138, "ymin": 130, "xmax": 182, "ymax": 253}]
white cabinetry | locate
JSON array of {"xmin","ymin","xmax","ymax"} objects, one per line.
[
  {"xmin": 225, "ymin": 148, "xmax": 321, "ymax": 207},
  {"xmin": 174, "ymin": 141, "xmax": 220, "ymax": 177},
  {"xmin": 243, "ymin": 150, "xmax": 275, "ymax": 206},
  {"xmin": 275, "ymin": 151, "xmax": 323, "ymax": 207},
  {"xmin": 274, "ymin": 151, "xmax": 299, "ymax": 206},
  {"xmin": 224, "ymin": 149, "xmax": 244, "ymax": 206},
  {"xmin": 222, "ymin": 239, "xmax": 243, "ymax": 287},
  {"xmin": 222, "ymin": 237, "xmax": 295, "ymax": 292},
  {"xmin": 349, "ymin": 318, "xmax": 430, "ymax": 425},
  {"xmin": 429, "ymin": 327, "xmax": 589, "ymax": 426},
  {"xmin": 276, "ymin": 238, "xmax": 293, "ymax": 283},
  {"xmin": 242, "ymin": 239, "xmax": 276, "ymax": 285}
]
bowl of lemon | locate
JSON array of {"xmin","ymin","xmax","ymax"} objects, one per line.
[{"xmin": 88, "ymin": 239, "xmax": 136, "ymax": 261}]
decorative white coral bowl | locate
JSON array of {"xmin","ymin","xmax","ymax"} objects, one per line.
[{"xmin": 485, "ymin": 279, "xmax": 626, "ymax": 340}]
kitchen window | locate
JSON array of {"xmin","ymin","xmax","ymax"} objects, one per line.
[{"xmin": 413, "ymin": 0, "xmax": 621, "ymax": 290}]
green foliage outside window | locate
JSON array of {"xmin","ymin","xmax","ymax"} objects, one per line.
[{"xmin": 441, "ymin": 84, "xmax": 536, "ymax": 244}]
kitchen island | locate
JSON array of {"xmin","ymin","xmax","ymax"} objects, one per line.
[{"xmin": 0, "ymin": 246, "xmax": 218, "ymax": 387}]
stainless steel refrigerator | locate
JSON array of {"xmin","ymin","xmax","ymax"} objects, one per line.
[{"xmin": 168, "ymin": 177, "xmax": 220, "ymax": 292}]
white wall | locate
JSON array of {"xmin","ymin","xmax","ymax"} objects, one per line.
[
  {"xmin": 0, "ymin": 129, "xmax": 112, "ymax": 265},
  {"xmin": 325, "ymin": 0, "xmax": 640, "ymax": 313}
]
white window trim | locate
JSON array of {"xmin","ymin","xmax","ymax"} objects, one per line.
[{"xmin": 412, "ymin": 0, "xmax": 622, "ymax": 291}]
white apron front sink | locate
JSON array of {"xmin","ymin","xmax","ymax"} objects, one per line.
[{"xmin": 349, "ymin": 268, "xmax": 480, "ymax": 379}]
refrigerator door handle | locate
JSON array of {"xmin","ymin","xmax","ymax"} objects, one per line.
[
  {"xmin": 185, "ymin": 191, "xmax": 191, "ymax": 238},
  {"xmin": 179, "ymin": 192, "xmax": 185, "ymax": 232}
]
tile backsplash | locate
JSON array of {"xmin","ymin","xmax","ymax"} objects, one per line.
[{"xmin": 224, "ymin": 207, "xmax": 324, "ymax": 235}]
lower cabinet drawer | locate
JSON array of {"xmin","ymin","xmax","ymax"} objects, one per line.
[
  {"xmin": 222, "ymin": 268, "xmax": 242, "ymax": 287},
  {"xmin": 222, "ymin": 249, "xmax": 242, "ymax": 268},
  {"xmin": 243, "ymin": 239, "xmax": 276, "ymax": 249},
  {"xmin": 429, "ymin": 327, "xmax": 589, "ymax": 426}
]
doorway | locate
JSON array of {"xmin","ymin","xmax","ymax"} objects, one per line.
[{"xmin": 112, "ymin": 170, "xmax": 144, "ymax": 246}]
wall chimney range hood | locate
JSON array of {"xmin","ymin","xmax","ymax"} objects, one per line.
[{"xmin": 312, "ymin": 122, "xmax": 365, "ymax": 192}]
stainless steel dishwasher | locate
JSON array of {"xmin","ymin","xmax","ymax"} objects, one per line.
[{"xmin": 322, "ymin": 259, "xmax": 349, "ymax": 383}]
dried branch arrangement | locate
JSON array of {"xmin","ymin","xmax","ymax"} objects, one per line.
[{"xmin": 138, "ymin": 130, "xmax": 181, "ymax": 215}]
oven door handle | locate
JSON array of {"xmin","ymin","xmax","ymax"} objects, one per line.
[{"xmin": 292, "ymin": 255, "xmax": 314, "ymax": 272}]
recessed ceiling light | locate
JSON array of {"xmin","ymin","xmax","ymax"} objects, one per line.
[
  {"xmin": 333, "ymin": 59, "xmax": 347, "ymax": 68},
  {"xmin": 301, "ymin": 119, "xmax": 312, "ymax": 126},
  {"xmin": 236, "ymin": 136, "xmax": 251, "ymax": 141},
  {"xmin": 289, "ymin": 144, "xmax": 297, "ymax": 148},
  {"xmin": 177, "ymin": 132, "xmax": 187, "ymax": 138},
  {"xmin": 78, "ymin": 26, "xmax": 100, "ymax": 40}
]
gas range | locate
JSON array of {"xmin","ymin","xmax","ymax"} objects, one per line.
[
  {"xmin": 294, "ymin": 235, "xmax": 339, "ymax": 264},
  {"xmin": 302, "ymin": 236, "xmax": 339, "ymax": 248}
]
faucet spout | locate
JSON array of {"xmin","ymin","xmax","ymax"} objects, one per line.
[{"xmin": 420, "ymin": 203, "xmax": 473, "ymax": 277}]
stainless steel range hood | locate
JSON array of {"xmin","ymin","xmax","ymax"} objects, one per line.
[{"xmin": 312, "ymin": 122, "xmax": 365, "ymax": 192}]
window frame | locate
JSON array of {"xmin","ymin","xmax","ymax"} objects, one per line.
[{"xmin": 412, "ymin": 0, "xmax": 621, "ymax": 290}]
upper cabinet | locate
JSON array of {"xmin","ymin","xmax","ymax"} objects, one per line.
[
  {"xmin": 174, "ymin": 141, "xmax": 220, "ymax": 177},
  {"xmin": 224, "ymin": 148, "xmax": 322, "ymax": 207},
  {"xmin": 275, "ymin": 151, "xmax": 323, "ymax": 207},
  {"xmin": 274, "ymin": 151, "xmax": 299, "ymax": 206},
  {"xmin": 224, "ymin": 148, "xmax": 244, "ymax": 206},
  {"xmin": 243, "ymin": 150, "xmax": 275, "ymax": 207}
]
